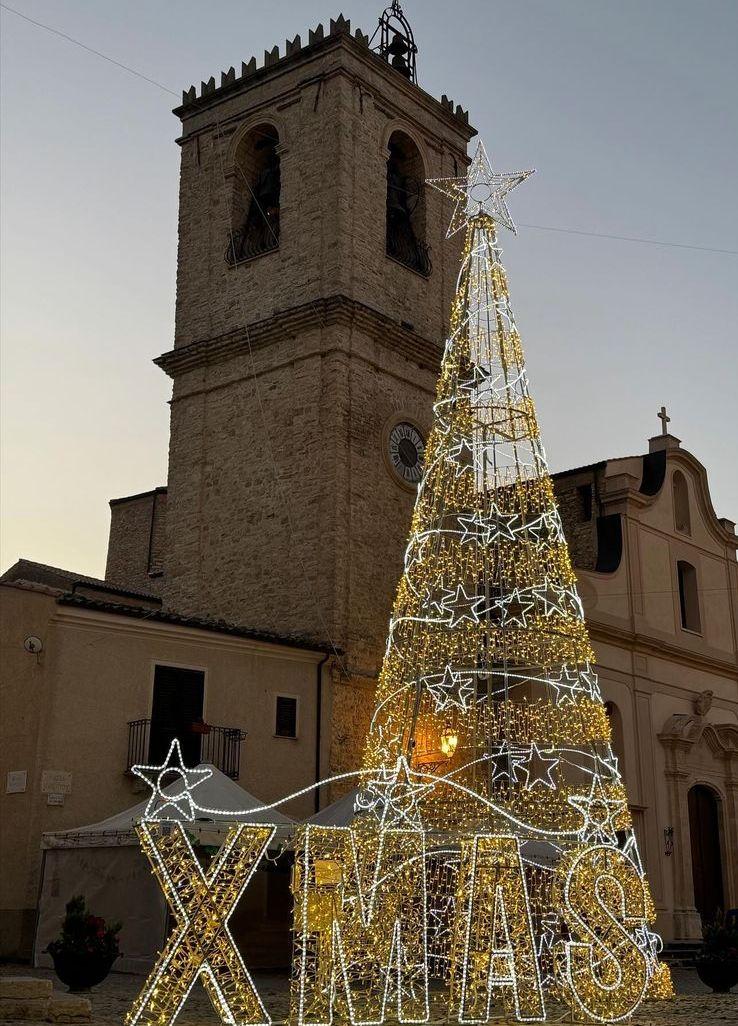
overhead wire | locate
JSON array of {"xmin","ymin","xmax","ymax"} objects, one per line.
[
  {"xmin": 2, "ymin": 1, "xmax": 736, "ymax": 258},
  {"xmin": 0, "ymin": 2, "xmax": 179, "ymax": 96}
]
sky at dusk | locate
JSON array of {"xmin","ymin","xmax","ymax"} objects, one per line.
[{"xmin": 1, "ymin": 0, "xmax": 737, "ymax": 577}]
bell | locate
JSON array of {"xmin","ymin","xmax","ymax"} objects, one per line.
[
  {"xmin": 387, "ymin": 32, "xmax": 411, "ymax": 77},
  {"xmin": 387, "ymin": 31, "xmax": 409, "ymax": 57}
]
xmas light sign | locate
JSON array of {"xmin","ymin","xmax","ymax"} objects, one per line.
[{"xmin": 125, "ymin": 747, "xmax": 670, "ymax": 1026}]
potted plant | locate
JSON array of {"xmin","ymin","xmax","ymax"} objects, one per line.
[
  {"xmin": 46, "ymin": 896, "xmax": 121, "ymax": 991},
  {"xmin": 695, "ymin": 910, "xmax": 738, "ymax": 993}
]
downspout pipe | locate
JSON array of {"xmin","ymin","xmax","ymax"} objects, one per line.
[{"xmin": 314, "ymin": 653, "xmax": 330, "ymax": 814}]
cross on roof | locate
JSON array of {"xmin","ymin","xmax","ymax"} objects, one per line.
[{"xmin": 658, "ymin": 406, "xmax": 671, "ymax": 435}]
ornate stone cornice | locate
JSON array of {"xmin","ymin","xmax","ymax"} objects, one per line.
[
  {"xmin": 588, "ymin": 620, "xmax": 738, "ymax": 681},
  {"xmin": 155, "ymin": 295, "xmax": 443, "ymax": 379},
  {"xmin": 667, "ymin": 448, "xmax": 737, "ymax": 549},
  {"xmin": 658, "ymin": 713, "xmax": 738, "ymax": 756}
]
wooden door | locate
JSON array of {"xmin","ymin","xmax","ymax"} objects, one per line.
[
  {"xmin": 688, "ymin": 784, "xmax": 724, "ymax": 922},
  {"xmin": 149, "ymin": 665, "xmax": 205, "ymax": 767}
]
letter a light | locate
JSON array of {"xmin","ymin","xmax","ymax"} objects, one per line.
[{"xmin": 454, "ymin": 835, "xmax": 544, "ymax": 1023}]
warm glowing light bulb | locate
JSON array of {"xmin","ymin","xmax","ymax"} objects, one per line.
[{"xmin": 440, "ymin": 725, "xmax": 458, "ymax": 758}]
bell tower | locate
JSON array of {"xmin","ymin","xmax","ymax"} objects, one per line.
[{"xmin": 159, "ymin": 9, "xmax": 475, "ymax": 766}]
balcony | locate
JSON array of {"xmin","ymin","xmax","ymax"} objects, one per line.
[{"xmin": 127, "ymin": 719, "xmax": 248, "ymax": 780}]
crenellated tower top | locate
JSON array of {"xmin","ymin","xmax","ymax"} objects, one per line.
[{"xmin": 175, "ymin": 11, "xmax": 469, "ymax": 126}]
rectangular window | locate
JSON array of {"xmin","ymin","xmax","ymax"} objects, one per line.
[
  {"xmin": 677, "ymin": 561, "xmax": 701, "ymax": 633},
  {"xmin": 275, "ymin": 695, "xmax": 298, "ymax": 739},
  {"xmin": 577, "ymin": 484, "xmax": 593, "ymax": 522}
]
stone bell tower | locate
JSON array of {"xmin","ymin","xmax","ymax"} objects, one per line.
[{"xmin": 158, "ymin": 9, "xmax": 475, "ymax": 764}]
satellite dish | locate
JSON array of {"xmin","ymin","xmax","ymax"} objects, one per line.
[{"xmin": 24, "ymin": 636, "xmax": 43, "ymax": 654}]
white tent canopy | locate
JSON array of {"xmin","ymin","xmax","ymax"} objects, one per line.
[
  {"xmin": 303, "ymin": 789, "xmax": 559, "ymax": 868},
  {"xmin": 306, "ymin": 788, "xmax": 359, "ymax": 827},
  {"xmin": 43, "ymin": 764, "xmax": 294, "ymax": 848},
  {"xmin": 35, "ymin": 766, "xmax": 294, "ymax": 973}
]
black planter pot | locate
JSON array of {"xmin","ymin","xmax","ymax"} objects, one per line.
[
  {"xmin": 696, "ymin": 958, "xmax": 738, "ymax": 994},
  {"xmin": 49, "ymin": 950, "xmax": 118, "ymax": 992}
]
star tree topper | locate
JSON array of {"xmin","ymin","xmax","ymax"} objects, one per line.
[{"xmin": 428, "ymin": 141, "xmax": 534, "ymax": 236}]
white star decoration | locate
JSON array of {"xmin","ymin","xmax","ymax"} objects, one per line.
[
  {"xmin": 439, "ymin": 583, "xmax": 485, "ymax": 628},
  {"xmin": 536, "ymin": 911, "xmax": 559, "ymax": 960},
  {"xmin": 544, "ymin": 663, "xmax": 599, "ymax": 704},
  {"xmin": 420, "ymin": 664, "xmax": 476, "ymax": 712},
  {"xmin": 428, "ymin": 141, "xmax": 535, "ymax": 237},
  {"xmin": 485, "ymin": 505, "xmax": 521, "ymax": 543},
  {"xmin": 532, "ymin": 584, "xmax": 567, "ymax": 619},
  {"xmin": 132, "ymin": 738, "xmax": 212, "ymax": 822},
  {"xmin": 446, "ymin": 436, "xmax": 476, "ymax": 476},
  {"xmin": 456, "ymin": 511, "xmax": 488, "ymax": 545},
  {"xmin": 487, "ymin": 746, "xmax": 526, "ymax": 786},
  {"xmin": 567, "ymin": 774, "xmax": 627, "ymax": 844},
  {"xmin": 486, "ymin": 587, "xmax": 536, "ymax": 627},
  {"xmin": 519, "ymin": 744, "xmax": 560, "ymax": 790},
  {"xmin": 357, "ymin": 757, "xmax": 428, "ymax": 831},
  {"xmin": 458, "ymin": 361, "xmax": 494, "ymax": 396}
]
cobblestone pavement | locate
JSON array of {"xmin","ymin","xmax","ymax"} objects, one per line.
[{"xmin": 1, "ymin": 966, "xmax": 736, "ymax": 1025}]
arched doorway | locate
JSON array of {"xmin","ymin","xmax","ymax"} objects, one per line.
[{"xmin": 688, "ymin": 784, "xmax": 724, "ymax": 922}]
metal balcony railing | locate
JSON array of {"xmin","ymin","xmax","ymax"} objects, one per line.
[
  {"xmin": 225, "ymin": 210, "xmax": 280, "ymax": 266},
  {"xmin": 386, "ymin": 227, "xmax": 432, "ymax": 277},
  {"xmin": 127, "ymin": 719, "xmax": 247, "ymax": 780}
]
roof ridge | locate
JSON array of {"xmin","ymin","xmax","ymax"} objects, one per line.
[
  {"xmin": 1, "ymin": 559, "xmax": 160, "ymax": 601},
  {"xmin": 56, "ymin": 592, "xmax": 337, "ymax": 655}
]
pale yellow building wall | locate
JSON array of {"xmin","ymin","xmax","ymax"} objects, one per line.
[
  {"xmin": 0, "ymin": 583, "xmax": 330, "ymax": 958},
  {"xmin": 575, "ymin": 446, "xmax": 737, "ymax": 943}
]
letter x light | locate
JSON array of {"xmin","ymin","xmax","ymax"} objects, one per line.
[{"xmin": 125, "ymin": 822, "xmax": 274, "ymax": 1026}]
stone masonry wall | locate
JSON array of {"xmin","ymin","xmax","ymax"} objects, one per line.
[
  {"xmin": 171, "ymin": 34, "xmax": 472, "ymax": 351},
  {"xmin": 105, "ymin": 490, "xmax": 167, "ymax": 596},
  {"xmin": 552, "ymin": 469, "xmax": 601, "ymax": 570},
  {"xmin": 164, "ymin": 31, "xmax": 471, "ymax": 628}
]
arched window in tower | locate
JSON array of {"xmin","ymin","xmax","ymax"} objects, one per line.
[
  {"xmin": 226, "ymin": 124, "xmax": 280, "ymax": 265},
  {"xmin": 604, "ymin": 701, "xmax": 626, "ymax": 779},
  {"xmin": 673, "ymin": 469, "xmax": 691, "ymax": 535},
  {"xmin": 677, "ymin": 559, "xmax": 701, "ymax": 633},
  {"xmin": 386, "ymin": 131, "xmax": 431, "ymax": 277}
]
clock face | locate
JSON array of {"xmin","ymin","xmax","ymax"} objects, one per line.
[{"xmin": 388, "ymin": 422, "xmax": 425, "ymax": 485}]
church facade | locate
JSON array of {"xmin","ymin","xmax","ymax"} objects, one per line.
[{"xmin": 1, "ymin": 10, "xmax": 736, "ymax": 962}]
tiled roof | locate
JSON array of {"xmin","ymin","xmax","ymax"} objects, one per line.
[
  {"xmin": 551, "ymin": 460, "xmax": 608, "ymax": 480},
  {"xmin": 56, "ymin": 592, "xmax": 336, "ymax": 655},
  {"xmin": 0, "ymin": 559, "xmax": 160, "ymax": 602}
]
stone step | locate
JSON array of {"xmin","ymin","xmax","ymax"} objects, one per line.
[
  {"xmin": 0, "ymin": 979, "xmax": 53, "ymax": 1000},
  {"xmin": 662, "ymin": 942, "xmax": 703, "ymax": 969},
  {"xmin": 47, "ymin": 995, "xmax": 91, "ymax": 1023},
  {"xmin": 0, "ymin": 996, "xmax": 50, "ymax": 1021},
  {"xmin": 0, "ymin": 981, "xmax": 90, "ymax": 1023}
]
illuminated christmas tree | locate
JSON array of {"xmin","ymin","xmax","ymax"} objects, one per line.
[
  {"xmin": 363, "ymin": 143, "xmax": 619, "ymax": 830},
  {"xmin": 355, "ymin": 141, "xmax": 672, "ymax": 1014}
]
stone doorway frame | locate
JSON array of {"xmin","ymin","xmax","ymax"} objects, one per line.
[{"xmin": 658, "ymin": 712, "xmax": 738, "ymax": 940}]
